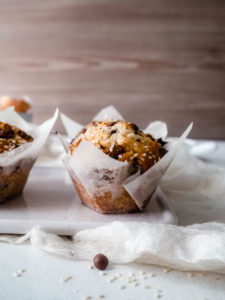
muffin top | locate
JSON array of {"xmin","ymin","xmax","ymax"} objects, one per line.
[
  {"xmin": 0, "ymin": 122, "xmax": 33, "ymax": 154},
  {"xmin": 69, "ymin": 120, "xmax": 166, "ymax": 173}
]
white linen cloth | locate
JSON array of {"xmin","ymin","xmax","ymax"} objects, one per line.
[{"xmin": 1, "ymin": 146, "xmax": 225, "ymax": 274}]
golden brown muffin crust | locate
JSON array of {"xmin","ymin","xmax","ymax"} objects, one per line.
[
  {"xmin": 0, "ymin": 122, "xmax": 33, "ymax": 154},
  {"xmin": 70, "ymin": 120, "xmax": 166, "ymax": 173}
]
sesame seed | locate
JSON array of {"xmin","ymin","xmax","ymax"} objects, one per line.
[
  {"xmin": 134, "ymin": 153, "xmax": 138, "ymax": 157},
  {"xmin": 148, "ymin": 156, "xmax": 152, "ymax": 159},
  {"xmin": 118, "ymin": 154, "xmax": 123, "ymax": 159},
  {"xmin": 143, "ymin": 153, "xmax": 147, "ymax": 157},
  {"xmin": 99, "ymin": 271, "xmax": 107, "ymax": 276},
  {"xmin": 141, "ymin": 158, "xmax": 145, "ymax": 161},
  {"xmin": 65, "ymin": 276, "xmax": 72, "ymax": 281},
  {"xmin": 134, "ymin": 143, "xmax": 138, "ymax": 147}
]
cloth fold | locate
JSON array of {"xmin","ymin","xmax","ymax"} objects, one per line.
[{"xmin": 1, "ymin": 221, "xmax": 225, "ymax": 274}]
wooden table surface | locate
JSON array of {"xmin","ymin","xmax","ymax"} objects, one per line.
[{"xmin": 0, "ymin": 0, "xmax": 224, "ymax": 139}]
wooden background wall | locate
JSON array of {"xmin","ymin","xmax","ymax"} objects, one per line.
[{"xmin": 0, "ymin": 0, "xmax": 224, "ymax": 139}]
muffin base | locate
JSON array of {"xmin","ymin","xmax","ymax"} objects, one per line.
[
  {"xmin": 72, "ymin": 178, "xmax": 139, "ymax": 214},
  {"xmin": 0, "ymin": 159, "xmax": 34, "ymax": 203}
]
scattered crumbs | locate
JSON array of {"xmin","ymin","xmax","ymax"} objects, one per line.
[
  {"xmin": 143, "ymin": 276, "xmax": 148, "ymax": 280},
  {"xmin": 98, "ymin": 295, "xmax": 104, "ymax": 299},
  {"xmin": 141, "ymin": 158, "xmax": 145, "ymax": 161},
  {"xmin": 155, "ymin": 295, "xmax": 161, "ymax": 299},
  {"xmin": 149, "ymin": 273, "xmax": 156, "ymax": 278},
  {"xmin": 99, "ymin": 271, "xmax": 107, "ymax": 276},
  {"xmin": 110, "ymin": 276, "xmax": 116, "ymax": 281},
  {"xmin": 129, "ymin": 272, "xmax": 135, "ymax": 277},
  {"xmin": 108, "ymin": 278, "xmax": 114, "ymax": 283},
  {"xmin": 120, "ymin": 285, "xmax": 125, "ymax": 290},
  {"xmin": 163, "ymin": 268, "xmax": 172, "ymax": 273},
  {"xmin": 144, "ymin": 285, "xmax": 150, "ymax": 289},
  {"xmin": 13, "ymin": 272, "xmax": 21, "ymax": 278},
  {"xmin": 18, "ymin": 269, "xmax": 25, "ymax": 274},
  {"xmin": 89, "ymin": 265, "xmax": 94, "ymax": 270},
  {"xmin": 140, "ymin": 270, "xmax": 146, "ymax": 275},
  {"xmin": 84, "ymin": 297, "xmax": 92, "ymax": 300},
  {"xmin": 134, "ymin": 282, "xmax": 139, "ymax": 287}
]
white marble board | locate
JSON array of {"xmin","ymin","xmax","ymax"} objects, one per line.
[{"xmin": 0, "ymin": 167, "xmax": 177, "ymax": 235}]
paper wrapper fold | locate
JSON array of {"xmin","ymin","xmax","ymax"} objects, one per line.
[
  {"xmin": 0, "ymin": 108, "xmax": 58, "ymax": 202},
  {"xmin": 61, "ymin": 106, "xmax": 192, "ymax": 213}
]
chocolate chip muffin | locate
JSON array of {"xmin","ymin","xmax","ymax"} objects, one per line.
[
  {"xmin": 69, "ymin": 120, "xmax": 167, "ymax": 214},
  {"xmin": 0, "ymin": 122, "xmax": 34, "ymax": 203}
]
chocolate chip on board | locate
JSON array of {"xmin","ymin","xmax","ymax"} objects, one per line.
[{"xmin": 93, "ymin": 253, "xmax": 109, "ymax": 270}]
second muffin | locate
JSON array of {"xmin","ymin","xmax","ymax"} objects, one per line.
[{"xmin": 69, "ymin": 120, "xmax": 167, "ymax": 213}]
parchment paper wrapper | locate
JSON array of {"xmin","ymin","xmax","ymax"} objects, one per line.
[
  {"xmin": 0, "ymin": 108, "xmax": 58, "ymax": 202},
  {"xmin": 61, "ymin": 106, "xmax": 192, "ymax": 213}
]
